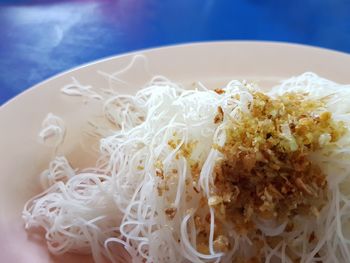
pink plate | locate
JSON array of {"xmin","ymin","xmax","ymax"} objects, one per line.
[{"xmin": 1, "ymin": 41, "xmax": 350, "ymax": 262}]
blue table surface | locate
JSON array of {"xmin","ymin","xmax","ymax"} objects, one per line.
[{"xmin": 1, "ymin": 0, "xmax": 350, "ymax": 105}]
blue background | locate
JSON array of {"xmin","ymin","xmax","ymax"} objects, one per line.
[{"xmin": 1, "ymin": 0, "xmax": 350, "ymax": 104}]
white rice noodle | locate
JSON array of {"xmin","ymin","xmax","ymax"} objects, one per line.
[
  {"xmin": 23, "ymin": 72, "xmax": 350, "ymax": 262},
  {"xmin": 38, "ymin": 113, "xmax": 65, "ymax": 148}
]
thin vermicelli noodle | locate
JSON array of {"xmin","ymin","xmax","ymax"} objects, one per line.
[{"xmin": 23, "ymin": 72, "xmax": 350, "ymax": 262}]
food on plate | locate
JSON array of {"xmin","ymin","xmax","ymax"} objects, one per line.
[{"xmin": 23, "ymin": 72, "xmax": 350, "ymax": 262}]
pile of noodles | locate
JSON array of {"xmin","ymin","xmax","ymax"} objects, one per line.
[{"xmin": 23, "ymin": 72, "xmax": 350, "ymax": 263}]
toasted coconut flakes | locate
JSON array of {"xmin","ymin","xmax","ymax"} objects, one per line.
[{"xmin": 165, "ymin": 208, "xmax": 177, "ymax": 219}]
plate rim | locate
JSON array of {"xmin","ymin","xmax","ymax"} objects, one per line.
[{"xmin": 2, "ymin": 40, "xmax": 350, "ymax": 109}]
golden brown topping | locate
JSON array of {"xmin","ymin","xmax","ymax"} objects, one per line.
[
  {"xmin": 169, "ymin": 139, "xmax": 198, "ymax": 159},
  {"xmin": 242, "ymin": 152, "xmax": 256, "ymax": 172},
  {"xmin": 181, "ymin": 141, "xmax": 197, "ymax": 159},
  {"xmin": 208, "ymin": 195, "xmax": 223, "ymax": 206},
  {"xmin": 205, "ymin": 213, "xmax": 211, "ymax": 223},
  {"xmin": 197, "ymin": 243, "xmax": 209, "ymax": 254},
  {"xmin": 320, "ymin": 111, "xmax": 331, "ymax": 122},
  {"xmin": 214, "ymin": 106, "xmax": 224, "ymax": 124},
  {"xmin": 190, "ymin": 161, "xmax": 201, "ymax": 179},
  {"xmin": 168, "ymin": 139, "xmax": 179, "ymax": 149},
  {"xmin": 154, "ymin": 160, "xmax": 163, "ymax": 170},
  {"xmin": 213, "ymin": 235, "xmax": 230, "ymax": 252},
  {"xmin": 194, "ymin": 215, "xmax": 207, "ymax": 236},
  {"xmin": 165, "ymin": 207, "xmax": 177, "ymax": 219},
  {"xmin": 194, "ymin": 215, "xmax": 202, "ymax": 228},
  {"xmin": 214, "ymin": 88, "xmax": 225, "ymax": 95},
  {"xmin": 156, "ymin": 182, "xmax": 169, "ymax": 196},
  {"xmin": 210, "ymin": 91, "xmax": 345, "ymax": 257},
  {"xmin": 295, "ymin": 178, "xmax": 316, "ymax": 196},
  {"xmin": 157, "ymin": 185, "xmax": 163, "ymax": 196},
  {"xmin": 156, "ymin": 168, "xmax": 164, "ymax": 179}
]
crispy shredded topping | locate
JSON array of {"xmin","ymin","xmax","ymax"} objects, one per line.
[
  {"xmin": 212, "ymin": 92, "xmax": 344, "ymax": 226},
  {"xmin": 214, "ymin": 106, "xmax": 224, "ymax": 124},
  {"xmin": 209, "ymin": 91, "xmax": 345, "ymax": 258},
  {"xmin": 214, "ymin": 88, "xmax": 225, "ymax": 95},
  {"xmin": 213, "ymin": 235, "xmax": 230, "ymax": 252},
  {"xmin": 154, "ymin": 89, "xmax": 346, "ymax": 261},
  {"xmin": 165, "ymin": 207, "xmax": 177, "ymax": 219}
]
